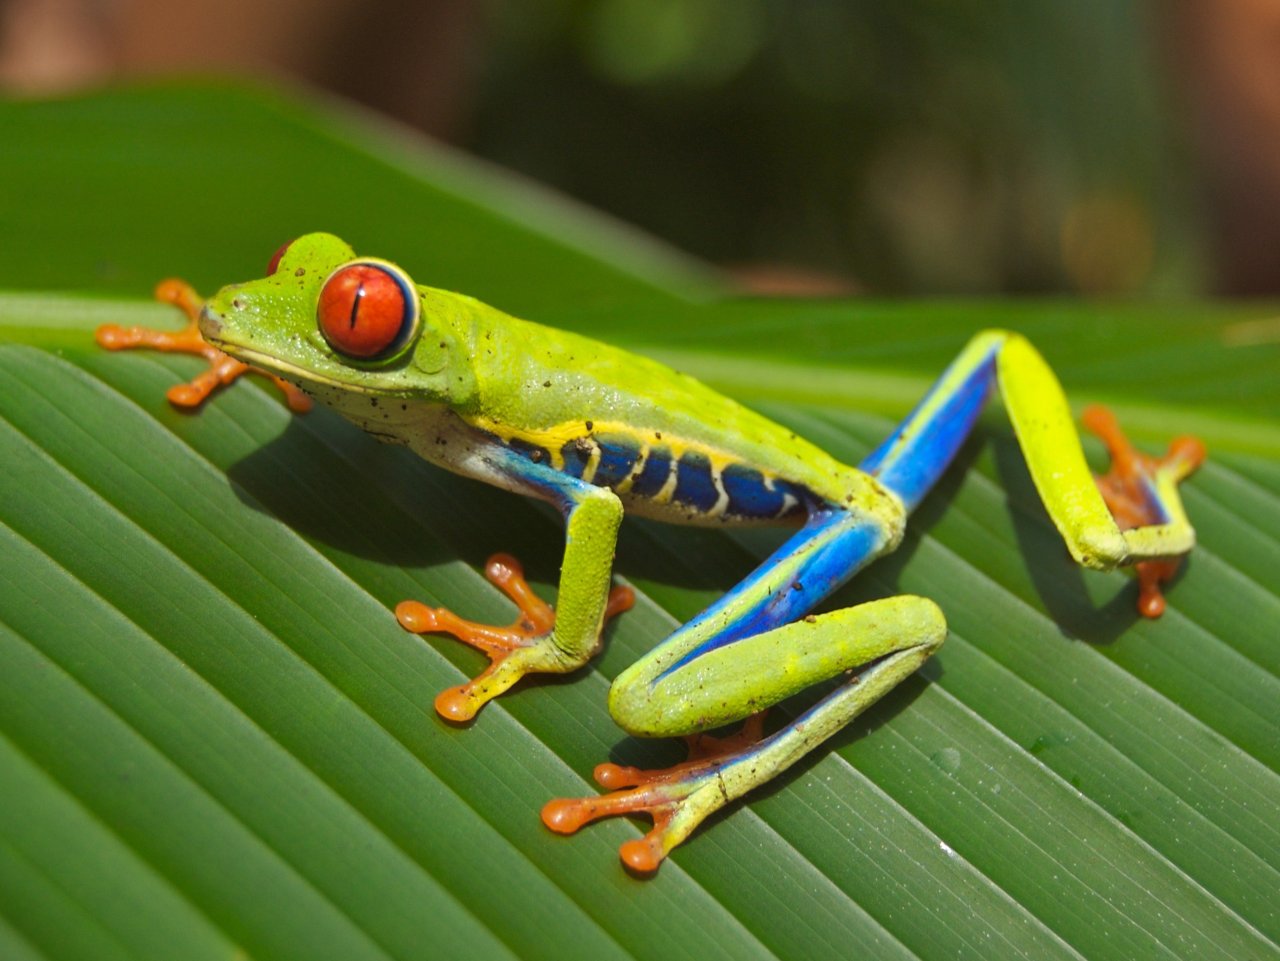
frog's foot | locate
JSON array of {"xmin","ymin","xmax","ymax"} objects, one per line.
[
  {"xmin": 96, "ymin": 278, "xmax": 312, "ymax": 412},
  {"xmin": 1082, "ymin": 405, "xmax": 1206, "ymax": 617},
  {"xmin": 541, "ymin": 713, "xmax": 768, "ymax": 874},
  {"xmin": 396, "ymin": 553, "xmax": 635, "ymax": 722}
]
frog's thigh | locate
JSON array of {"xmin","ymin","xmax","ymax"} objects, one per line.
[{"xmin": 610, "ymin": 594, "xmax": 945, "ymax": 738}]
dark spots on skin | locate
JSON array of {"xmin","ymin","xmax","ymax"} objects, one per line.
[
  {"xmin": 655, "ymin": 431, "xmax": 662, "ymax": 440},
  {"xmin": 508, "ymin": 437, "xmax": 550, "ymax": 466},
  {"xmin": 585, "ymin": 420, "xmax": 594, "ymax": 432},
  {"xmin": 295, "ymin": 267, "xmax": 306, "ymax": 277},
  {"xmin": 560, "ymin": 437, "xmax": 594, "ymax": 478},
  {"xmin": 803, "ymin": 615, "xmax": 817, "ymax": 623},
  {"xmin": 543, "ymin": 380, "xmax": 552, "ymax": 388}
]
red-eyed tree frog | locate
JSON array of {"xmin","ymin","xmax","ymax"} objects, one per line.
[{"xmin": 97, "ymin": 233, "xmax": 1205, "ymax": 874}]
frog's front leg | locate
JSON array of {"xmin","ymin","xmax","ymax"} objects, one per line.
[
  {"xmin": 543, "ymin": 505, "xmax": 945, "ymax": 872},
  {"xmin": 396, "ymin": 444, "xmax": 634, "ymax": 721},
  {"xmin": 96, "ymin": 279, "xmax": 312, "ymax": 412}
]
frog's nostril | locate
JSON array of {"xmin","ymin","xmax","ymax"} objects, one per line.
[
  {"xmin": 232, "ymin": 298, "xmax": 244, "ymax": 310},
  {"xmin": 198, "ymin": 306, "xmax": 222, "ymax": 340}
]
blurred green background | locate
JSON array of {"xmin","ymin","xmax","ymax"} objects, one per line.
[{"xmin": 4, "ymin": 0, "xmax": 1279, "ymax": 298}]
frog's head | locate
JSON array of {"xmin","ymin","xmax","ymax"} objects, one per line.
[{"xmin": 200, "ymin": 233, "xmax": 453, "ymax": 403}]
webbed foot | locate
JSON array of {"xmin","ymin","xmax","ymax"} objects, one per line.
[
  {"xmin": 1082, "ymin": 405, "xmax": 1206, "ymax": 617},
  {"xmin": 396, "ymin": 554, "xmax": 634, "ymax": 721},
  {"xmin": 542, "ymin": 714, "xmax": 767, "ymax": 874},
  {"xmin": 96, "ymin": 279, "xmax": 312, "ymax": 412}
]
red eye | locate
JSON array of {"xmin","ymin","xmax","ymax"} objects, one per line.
[
  {"xmin": 317, "ymin": 261, "xmax": 419, "ymax": 360},
  {"xmin": 266, "ymin": 239, "xmax": 294, "ymax": 275}
]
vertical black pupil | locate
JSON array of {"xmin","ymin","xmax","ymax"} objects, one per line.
[{"xmin": 348, "ymin": 281, "xmax": 365, "ymax": 330}]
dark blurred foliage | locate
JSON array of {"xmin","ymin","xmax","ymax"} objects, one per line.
[
  {"xmin": 5, "ymin": 0, "xmax": 1280, "ymax": 297},
  {"xmin": 468, "ymin": 0, "xmax": 1200, "ymax": 296}
]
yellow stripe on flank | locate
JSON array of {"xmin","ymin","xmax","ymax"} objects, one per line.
[
  {"xmin": 464, "ymin": 415, "xmax": 781, "ymax": 493},
  {"xmin": 652, "ymin": 459, "xmax": 680, "ymax": 505},
  {"xmin": 613, "ymin": 444, "xmax": 649, "ymax": 495},
  {"xmin": 581, "ymin": 441, "xmax": 603, "ymax": 485}
]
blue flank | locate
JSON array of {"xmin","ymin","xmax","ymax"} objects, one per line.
[
  {"xmin": 629, "ymin": 446, "xmax": 673, "ymax": 497},
  {"xmin": 496, "ymin": 428, "xmax": 809, "ymax": 522},
  {"xmin": 722, "ymin": 464, "xmax": 803, "ymax": 520},
  {"xmin": 672, "ymin": 452, "xmax": 720, "ymax": 512},
  {"xmin": 558, "ymin": 440, "xmax": 591, "ymax": 478},
  {"xmin": 594, "ymin": 438, "xmax": 639, "ymax": 487}
]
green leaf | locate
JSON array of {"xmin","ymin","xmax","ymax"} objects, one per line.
[{"xmin": 1, "ymin": 82, "xmax": 1276, "ymax": 961}]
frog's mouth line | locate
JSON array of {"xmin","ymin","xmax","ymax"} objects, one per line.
[
  {"xmin": 218, "ymin": 342, "xmax": 344, "ymax": 389},
  {"xmin": 200, "ymin": 305, "xmax": 376, "ymax": 395}
]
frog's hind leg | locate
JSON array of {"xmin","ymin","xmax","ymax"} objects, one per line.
[
  {"xmin": 1080, "ymin": 405, "xmax": 1205, "ymax": 615},
  {"xmin": 545, "ymin": 592, "xmax": 945, "ymax": 873},
  {"xmin": 862, "ymin": 329, "xmax": 1205, "ymax": 616},
  {"xmin": 544, "ymin": 506, "xmax": 945, "ymax": 873},
  {"xmin": 544, "ymin": 330, "xmax": 1205, "ymax": 872}
]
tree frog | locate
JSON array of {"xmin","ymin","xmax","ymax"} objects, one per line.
[{"xmin": 97, "ymin": 233, "xmax": 1205, "ymax": 873}]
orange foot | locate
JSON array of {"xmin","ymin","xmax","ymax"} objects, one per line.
[
  {"xmin": 96, "ymin": 278, "xmax": 312, "ymax": 412},
  {"xmin": 542, "ymin": 713, "xmax": 767, "ymax": 874},
  {"xmin": 1082, "ymin": 405, "xmax": 1206, "ymax": 617},
  {"xmin": 396, "ymin": 553, "xmax": 635, "ymax": 722}
]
